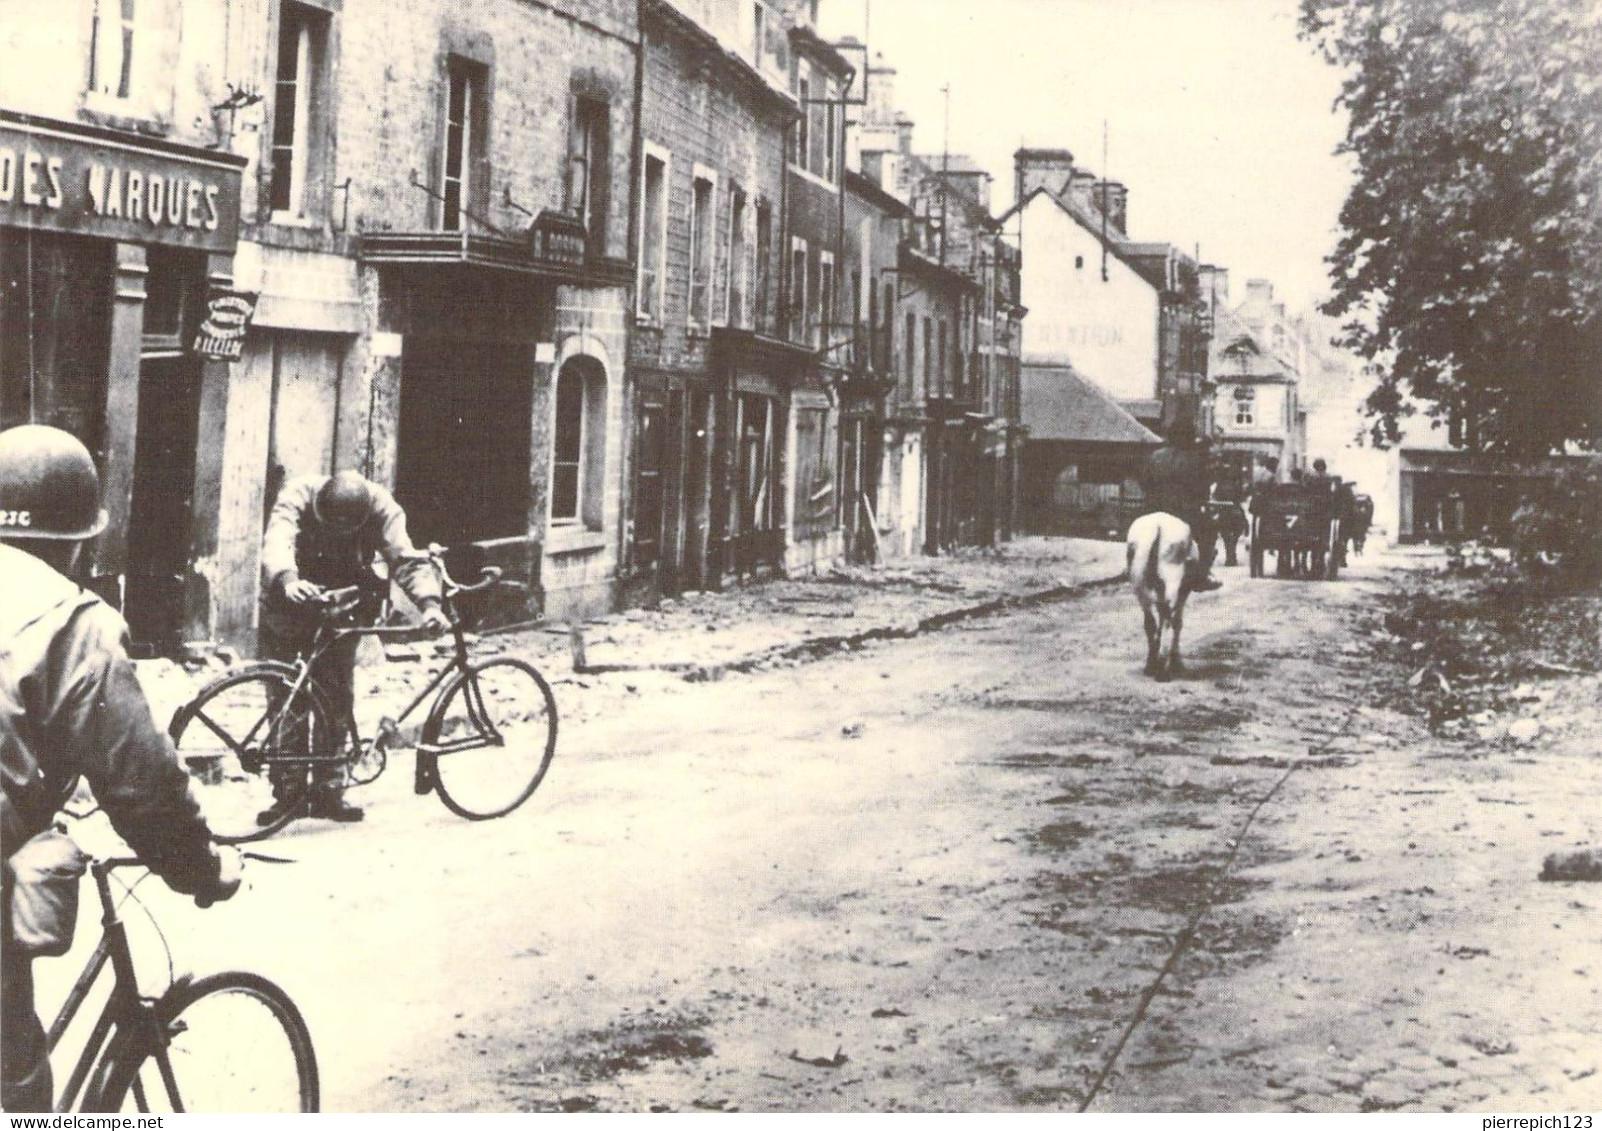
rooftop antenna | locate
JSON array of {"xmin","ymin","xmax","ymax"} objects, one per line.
[
  {"xmin": 1100, "ymin": 118, "xmax": 1109, "ymax": 282},
  {"xmin": 940, "ymin": 83, "xmax": 951, "ymax": 266}
]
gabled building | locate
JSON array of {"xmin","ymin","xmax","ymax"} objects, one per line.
[
  {"xmin": 1205, "ymin": 276, "xmax": 1308, "ymax": 490},
  {"xmin": 1004, "ymin": 147, "xmax": 1209, "ymax": 440}
]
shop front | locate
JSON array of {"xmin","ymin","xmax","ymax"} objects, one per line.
[{"xmin": 1, "ymin": 111, "xmax": 247, "ymax": 655}]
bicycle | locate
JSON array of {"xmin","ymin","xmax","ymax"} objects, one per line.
[
  {"xmin": 46, "ymin": 852, "xmax": 317, "ymax": 1113},
  {"xmin": 168, "ymin": 544, "xmax": 558, "ymax": 843}
]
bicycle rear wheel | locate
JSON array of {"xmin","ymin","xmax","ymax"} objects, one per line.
[
  {"xmin": 169, "ymin": 667, "xmax": 330, "ymax": 843},
  {"xmin": 425, "ymin": 658, "xmax": 557, "ymax": 820},
  {"xmin": 89, "ymin": 971, "xmax": 319, "ymax": 1113}
]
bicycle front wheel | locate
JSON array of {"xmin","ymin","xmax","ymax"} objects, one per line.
[
  {"xmin": 169, "ymin": 667, "xmax": 331, "ymax": 844},
  {"xmin": 425, "ymin": 658, "xmax": 557, "ymax": 820},
  {"xmin": 90, "ymin": 971, "xmax": 319, "ymax": 1113}
]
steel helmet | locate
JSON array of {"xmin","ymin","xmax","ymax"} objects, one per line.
[
  {"xmin": 312, "ymin": 471, "xmax": 375, "ymax": 534},
  {"xmin": 0, "ymin": 425, "xmax": 109, "ymax": 541}
]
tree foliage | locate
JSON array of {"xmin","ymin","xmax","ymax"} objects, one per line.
[{"xmin": 1300, "ymin": 0, "xmax": 1602, "ymax": 456}]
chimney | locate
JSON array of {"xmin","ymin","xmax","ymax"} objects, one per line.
[
  {"xmin": 895, "ymin": 113, "xmax": 915, "ymax": 158},
  {"xmin": 1067, "ymin": 170, "xmax": 1099, "ymax": 216},
  {"xmin": 1013, "ymin": 147, "xmax": 1075, "ymax": 207},
  {"xmin": 865, "ymin": 52, "xmax": 896, "ymax": 127},
  {"xmin": 1245, "ymin": 278, "xmax": 1274, "ymax": 308},
  {"xmin": 1097, "ymin": 180, "xmax": 1128, "ymax": 234}
]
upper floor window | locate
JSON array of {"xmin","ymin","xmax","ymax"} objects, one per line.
[
  {"xmin": 1233, "ymin": 385, "xmax": 1256, "ymax": 426},
  {"xmin": 823, "ymin": 98, "xmax": 838, "ymax": 183},
  {"xmin": 815, "ymin": 251, "xmax": 834, "ymax": 350},
  {"xmin": 567, "ymin": 96, "xmax": 611, "ymax": 253},
  {"xmin": 794, "ymin": 75, "xmax": 810, "ymax": 167},
  {"xmin": 269, "ymin": 3, "xmax": 327, "ymax": 221},
  {"xmin": 88, "ymin": 0, "xmax": 137, "ymax": 100},
  {"xmin": 439, "ymin": 57, "xmax": 485, "ymax": 232},
  {"xmin": 789, "ymin": 237, "xmax": 808, "ymax": 340},
  {"xmin": 689, "ymin": 170, "xmax": 716, "ymax": 330},
  {"xmin": 754, "ymin": 197, "xmax": 774, "ymax": 332},
  {"xmin": 637, "ymin": 146, "xmax": 669, "ymax": 320},
  {"xmin": 724, "ymin": 187, "xmax": 747, "ymax": 327}
]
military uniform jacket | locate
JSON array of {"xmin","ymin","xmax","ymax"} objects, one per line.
[{"xmin": 0, "ymin": 545, "xmax": 216, "ymax": 893}]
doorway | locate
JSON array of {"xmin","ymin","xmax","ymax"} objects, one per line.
[
  {"xmin": 395, "ymin": 338, "xmax": 534, "ymax": 549},
  {"xmin": 124, "ymin": 354, "xmax": 202, "ymax": 654}
]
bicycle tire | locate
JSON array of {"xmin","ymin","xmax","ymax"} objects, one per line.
[
  {"xmin": 424, "ymin": 657, "xmax": 557, "ymax": 821},
  {"xmin": 87, "ymin": 971, "xmax": 319, "ymax": 1113},
  {"xmin": 169, "ymin": 666, "xmax": 332, "ymax": 844}
]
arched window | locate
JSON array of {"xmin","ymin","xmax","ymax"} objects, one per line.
[
  {"xmin": 551, "ymin": 357, "xmax": 608, "ymax": 531},
  {"xmin": 1232, "ymin": 384, "xmax": 1256, "ymax": 427}
]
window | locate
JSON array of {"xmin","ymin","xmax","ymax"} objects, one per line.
[
  {"xmin": 724, "ymin": 188, "xmax": 747, "ymax": 327},
  {"xmin": 1075, "ymin": 254, "xmax": 1084, "ymax": 270},
  {"xmin": 89, "ymin": 0, "xmax": 137, "ymax": 100},
  {"xmin": 567, "ymin": 97, "xmax": 611, "ymax": 252},
  {"xmin": 550, "ymin": 358, "xmax": 608, "ymax": 531},
  {"xmin": 823, "ymin": 97, "xmax": 838, "ymax": 182},
  {"xmin": 904, "ymin": 311, "xmax": 916, "ymax": 386},
  {"xmin": 922, "ymin": 316, "xmax": 933, "ymax": 396},
  {"xmin": 790, "ymin": 237, "xmax": 808, "ymax": 341},
  {"xmin": 754, "ymin": 198, "xmax": 773, "ymax": 332},
  {"xmin": 794, "ymin": 75, "xmax": 810, "ymax": 167},
  {"xmin": 808, "ymin": 82, "xmax": 828, "ymax": 176},
  {"xmin": 269, "ymin": 3, "xmax": 326, "ymax": 219},
  {"xmin": 1233, "ymin": 385, "xmax": 1256, "ymax": 427},
  {"xmin": 689, "ymin": 171, "xmax": 716, "ymax": 330},
  {"xmin": 440, "ymin": 58, "xmax": 483, "ymax": 232},
  {"xmin": 815, "ymin": 252, "xmax": 834, "ymax": 349},
  {"xmin": 637, "ymin": 147, "xmax": 668, "ymax": 319},
  {"xmin": 937, "ymin": 321, "xmax": 948, "ymax": 396}
]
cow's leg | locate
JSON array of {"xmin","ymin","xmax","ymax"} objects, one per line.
[
  {"xmin": 1153, "ymin": 602, "xmax": 1174, "ymax": 682},
  {"xmin": 1167, "ymin": 596, "xmax": 1187, "ymax": 675},
  {"xmin": 1222, "ymin": 531, "xmax": 1240, "ymax": 567},
  {"xmin": 1141, "ymin": 601, "xmax": 1161, "ymax": 675}
]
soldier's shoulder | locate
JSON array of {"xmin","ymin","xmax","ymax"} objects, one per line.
[{"xmin": 0, "ymin": 545, "xmax": 124, "ymax": 654}]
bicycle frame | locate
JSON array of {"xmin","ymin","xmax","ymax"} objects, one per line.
[
  {"xmin": 252, "ymin": 565, "xmax": 499, "ymax": 786},
  {"xmin": 45, "ymin": 861, "xmax": 181, "ymax": 1113}
]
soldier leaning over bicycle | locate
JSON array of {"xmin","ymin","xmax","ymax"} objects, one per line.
[{"xmin": 257, "ymin": 470, "xmax": 450, "ymax": 827}]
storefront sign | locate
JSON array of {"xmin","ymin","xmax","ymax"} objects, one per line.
[
  {"xmin": 191, "ymin": 289, "xmax": 258, "ymax": 360},
  {"xmin": 0, "ymin": 114, "xmax": 245, "ymax": 252}
]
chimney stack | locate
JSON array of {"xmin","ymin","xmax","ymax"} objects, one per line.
[
  {"xmin": 1066, "ymin": 170, "xmax": 1100, "ymax": 216},
  {"xmin": 1097, "ymin": 180, "xmax": 1128, "ymax": 234},
  {"xmin": 1013, "ymin": 147, "xmax": 1075, "ymax": 207}
]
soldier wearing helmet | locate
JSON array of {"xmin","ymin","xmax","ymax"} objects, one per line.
[
  {"xmin": 1, "ymin": 425, "xmax": 241, "ymax": 1112},
  {"xmin": 1137, "ymin": 417, "xmax": 1223, "ymax": 591},
  {"xmin": 257, "ymin": 470, "xmax": 448, "ymax": 825}
]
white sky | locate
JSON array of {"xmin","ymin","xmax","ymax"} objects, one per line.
[{"xmin": 819, "ymin": 0, "xmax": 1356, "ymax": 313}]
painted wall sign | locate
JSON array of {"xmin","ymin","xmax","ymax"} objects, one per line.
[
  {"xmin": 191, "ymin": 289, "xmax": 259, "ymax": 360},
  {"xmin": 0, "ymin": 115, "xmax": 245, "ymax": 252}
]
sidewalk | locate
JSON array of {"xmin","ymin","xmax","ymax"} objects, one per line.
[{"xmin": 137, "ymin": 535, "xmax": 1128, "ymax": 730}]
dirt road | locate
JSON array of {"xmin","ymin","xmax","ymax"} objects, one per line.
[{"xmin": 60, "ymin": 550, "xmax": 1602, "ymax": 1112}]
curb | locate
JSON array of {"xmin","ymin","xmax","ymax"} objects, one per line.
[{"xmin": 577, "ymin": 562, "xmax": 1129, "ymax": 683}]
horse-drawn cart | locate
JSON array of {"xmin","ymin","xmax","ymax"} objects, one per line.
[{"xmin": 1249, "ymin": 482, "xmax": 1343, "ymax": 580}]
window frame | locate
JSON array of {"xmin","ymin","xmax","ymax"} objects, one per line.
[
  {"xmin": 1232, "ymin": 384, "xmax": 1256, "ymax": 427},
  {"xmin": 567, "ymin": 94, "xmax": 611, "ymax": 254},
  {"xmin": 789, "ymin": 235, "xmax": 809, "ymax": 343},
  {"xmin": 549, "ymin": 359, "xmax": 609, "ymax": 533},
  {"xmin": 268, "ymin": 2, "xmax": 330, "ymax": 224},
  {"xmin": 688, "ymin": 164, "xmax": 718, "ymax": 333},
  {"xmin": 636, "ymin": 142, "xmax": 671, "ymax": 322},
  {"xmin": 722, "ymin": 185, "xmax": 748, "ymax": 329},
  {"xmin": 439, "ymin": 56, "xmax": 481, "ymax": 233},
  {"xmin": 87, "ymin": 0, "xmax": 138, "ymax": 103},
  {"xmin": 816, "ymin": 249, "xmax": 835, "ymax": 350}
]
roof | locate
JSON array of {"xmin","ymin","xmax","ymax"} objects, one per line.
[
  {"xmin": 1002, "ymin": 186, "xmax": 1153, "ymax": 284},
  {"xmin": 913, "ymin": 153, "xmax": 990, "ymax": 177},
  {"xmin": 1213, "ymin": 332, "xmax": 1290, "ymax": 381},
  {"xmin": 1022, "ymin": 364, "xmax": 1162, "ymax": 444},
  {"xmin": 844, "ymin": 168, "xmax": 912, "ymax": 217}
]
